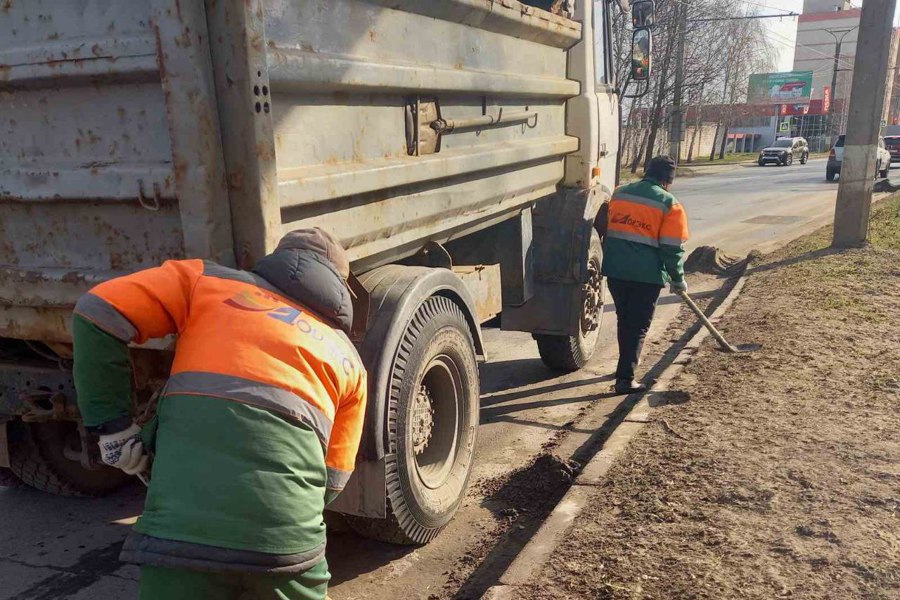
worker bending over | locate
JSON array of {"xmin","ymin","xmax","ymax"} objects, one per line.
[
  {"xmin": 73, "ymin": 228, "xmax": 367, "ymax": 600},
  {"xmin": 603, "ymin": 155, "xmax": 690, "ymax": 394}
]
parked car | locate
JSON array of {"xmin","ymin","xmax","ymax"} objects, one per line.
[
  {"xmin": 826, "ymin": 135, "xmax": 891, "ymax": 181},
  {"xmin": 758, "ymin": 137, "xmax": 809, "ymax": 166},
  {"xmin": 884, "ymin": 135, "xmax": 900, "ymax": 163}
]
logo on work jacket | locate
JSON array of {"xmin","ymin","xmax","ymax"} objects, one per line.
[
  {"xmin": 224, "ymin": 290, "xmax": 359, "ymax": 376},
  {"xmin": 224, "ymin": 290, "xmax": 280, "ymax": 312},
  {"xmin": 611, "ymin": 212, "xmax": 654, "ymax": 233}
]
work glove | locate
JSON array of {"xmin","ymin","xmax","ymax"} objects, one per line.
[
  {"xmin": 98, "ymin": 423, "xmax": 149, "ymax": 475},
  {"xmin": 669, "ymin": 280, "xmax": 688, "ymax": 294}
]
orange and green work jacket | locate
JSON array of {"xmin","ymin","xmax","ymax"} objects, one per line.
[
  {"xmin": 72, "ymin": 257, "xmax": 366, "ymax": 574},
  {"xmin": 601, "ymin": 177, "xmax": 690, "ymax": 286}
]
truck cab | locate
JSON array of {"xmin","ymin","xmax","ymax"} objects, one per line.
[{"xmin": 0, "ymin": 0, "xmax": 653, "ymax": 544}]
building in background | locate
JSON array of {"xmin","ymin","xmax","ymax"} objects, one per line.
[
  {"xmin": 792, "ymin": 0, "xmax": 900, "ymax": 141},
  {"xmin": 622, "ymin": 0, "xmax": 900, "ymax": 165},
  {"xmin": 887, "ymin": 29, "xmax": 900, "ymax": 126}
]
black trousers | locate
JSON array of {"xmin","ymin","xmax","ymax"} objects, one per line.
[{"xmin": 607, "ymin": 278, "xmax": 662, "ymax": 381}]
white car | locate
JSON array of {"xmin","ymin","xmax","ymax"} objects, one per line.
[{"xmin": 826, "ymin": 135, "xmax": 891, "ymax": 181}]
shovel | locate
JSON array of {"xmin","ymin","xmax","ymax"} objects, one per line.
[{"xmin": 676, "ymin": 290, "xmax": 761, "ymax": 353}]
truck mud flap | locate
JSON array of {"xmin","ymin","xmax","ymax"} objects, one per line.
[{"xmin": 502, "ymin": 185, "xmax": 608, "ymax": 336}]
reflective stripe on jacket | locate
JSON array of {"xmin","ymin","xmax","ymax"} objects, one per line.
[
  {"xmin": 74, "ymin": 259, "xmax": 366, "ymax": 492},
  {"xmin": 602, "ymin": 177, "xmax": 689, "ymax": 286}
]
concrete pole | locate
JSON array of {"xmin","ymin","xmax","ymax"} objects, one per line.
[
  {"xmin": 828, "ymin": 37, "xmax": 842, "ymax": 139},
  {"xmin": 824, "ymin": 29, "xmax": 855, "ymax": 142},
  {"xmin": 832, "ymin": 0, "xmax": 896, "ymax": 248}
]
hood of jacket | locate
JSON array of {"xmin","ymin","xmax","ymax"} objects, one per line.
[{"xmin": 252, "ymin": 248, "xmax": 353, "ymax": 334}]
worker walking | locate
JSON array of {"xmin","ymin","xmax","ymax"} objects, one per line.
[
  {"xmin": 72, "ymin": 228, "xmax": 367, "ymax": 600},
  {"xmin": 603, "ymin": 156, "xmax": 689, "ymax": 394}
]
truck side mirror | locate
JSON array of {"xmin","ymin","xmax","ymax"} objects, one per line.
[
  {"xmin": 632, "ymin": 0, "xmax": 654, "ymax": 28},
  {"xmin": 631, "ymin": 28, "xmax": 652, "ymax": 81}
]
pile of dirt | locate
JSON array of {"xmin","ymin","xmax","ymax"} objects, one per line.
[
  {"xmin": 447, "ymin": 453, "xmax": 578, "ymax": 599},
  {"xmin": 683, "ymin": 245, "xmax": 744, "ymax": 276},
  {"xmin": 526, "ymin": 195, "xmax": 900, "ymax": 600},
  {"xmin": 873, "ymin": 178, "xmax": 900, "ymax": 193}
]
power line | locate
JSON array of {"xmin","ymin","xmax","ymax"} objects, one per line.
[
  {"xmin": 736, "ymin": 0, "xmax": 796, "ymax": 14},
  {"xmin": 764, "ymin": 25, "xmax": 856, "ymax": 70},
  {"xmin": 691, "ymin": 12, "xmax": 798, "ymax": 22}
]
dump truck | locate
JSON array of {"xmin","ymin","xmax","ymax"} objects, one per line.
[{"xmin": 0, "ymin": 0, "xmax": 654, "ymax": 544}]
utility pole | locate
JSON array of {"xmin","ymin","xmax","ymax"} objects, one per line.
[
  {"xmin": 832, "ymin": 0, "xmax": 897, "ymax": 248},
  {"xmin": 824, "ymin": 28, "xmax": 855, "ymax": 141},
  {"xmin": 669, "ymin": 0, "xmax": 687, "ymax": 163}
]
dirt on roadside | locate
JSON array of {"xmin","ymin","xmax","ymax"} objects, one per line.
[{"xmin": 524, "ymin": 195, "xmax": 900, "ymax": 600}]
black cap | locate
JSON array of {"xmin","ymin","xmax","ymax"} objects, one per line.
[{"xmin": 646, "ymin": 155, "xmax": 676, "ymax": 184}]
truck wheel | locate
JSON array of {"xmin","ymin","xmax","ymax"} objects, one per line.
[
  {"xmin": 826, "ymin": 169, "xmax": 836, "ymax": 182},
  {"xmin": 534, "ymin": 229, "xmax": 604, "ymax": 372},
  {"xmin": 9, "ymin": 421, "xmax": 130, "ymax": 497},
  {"xmin": 346, "ymin": 296, "xmax": 479, "ymax": 544}
]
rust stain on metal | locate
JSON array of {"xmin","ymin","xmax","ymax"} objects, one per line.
[
  {"xmin": 255, "ymin": 142, "xmax": 273, "ymax": 162},
  {"xmin": 175, "ymin": 29, "xmax": 192, "ymax": 48},
  {"xmin": 153, "ymin": 27, "xmax": 168, "ymax": 81},
  {"xmin": 0, "ymin": 0, "xmax": 12, "ymax": 13},
  {"xmin": 60, "ymin": 271, "xmax": 84, "ymax": 284}
]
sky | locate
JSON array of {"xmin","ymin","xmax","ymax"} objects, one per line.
[{"xmin": 756, "ymin": 0, "xmax": 900, "ymax": 72}]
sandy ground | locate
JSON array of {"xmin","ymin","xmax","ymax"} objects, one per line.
[{"xmin": 524, "ymin": 195, "xmax": 900, "ymax": 600}]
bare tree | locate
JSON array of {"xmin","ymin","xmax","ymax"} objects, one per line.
[{"xmin": 616, "ymin": 0, "xmax": 776, "ymax": 170}]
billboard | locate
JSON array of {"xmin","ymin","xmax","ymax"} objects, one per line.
[{"xmin": 748, "ymin": 71, "xmax": 814, "ymax": 104}]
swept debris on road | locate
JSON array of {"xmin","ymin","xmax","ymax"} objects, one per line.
[{"xmin": 524, "ymin": 194, "xmax": 900, "ymax": 600}]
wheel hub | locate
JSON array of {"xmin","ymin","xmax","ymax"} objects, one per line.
[
  {"xmin": 412, "ymin": 385, "xmax": 435, "ymax": 455},
  {"xmin": 581, "ymin": 261, "xmax": 603, "ymax": 333}
]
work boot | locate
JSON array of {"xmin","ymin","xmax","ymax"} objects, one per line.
[{"xmin": 614, "ymin": 379, "xmax": 648, "ymax": 395}]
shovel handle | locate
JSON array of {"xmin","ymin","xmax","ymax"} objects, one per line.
[{"xmin": 677, "ymin": 290, "xmax": 738, "ymax": 352}]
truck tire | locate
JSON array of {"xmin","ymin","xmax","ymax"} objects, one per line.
[
  {"xmin": 346, "ymin": 296, "xmax": 479, "ymax": 544},
  {"xmin": 9, "ymin": 421, "xmax": 130, "ymax": 497},
  {"xmin": 826, "ymin": 169, "xmax": 836, "ymax": 182},
  {"xmin": 534, "ymin": 229, "xmax": 604, "ymax": 372}
]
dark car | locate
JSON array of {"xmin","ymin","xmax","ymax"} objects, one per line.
[
  {"xmin": 884, "ymin": 135, "xmax": 900, "ymax": 163},
  {"xmin": 758, "ymin": 137, "xmax": 809, "ymax": 167}
]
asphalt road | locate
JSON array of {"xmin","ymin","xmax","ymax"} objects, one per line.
[
  {"xmin": 0, "ymin": 158, "xmax": 891, "ymax": 600},
  {"xmin": 678, "ymin": 158, "xmax": 896, "ymax": 255}
]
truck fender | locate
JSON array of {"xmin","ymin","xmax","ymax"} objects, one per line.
[
  {"xmin": 328, "ymin": 265, "xmax": 483, "ymax": 518},
  {"xmin": 502, "ymin": 184, "xmax": 611, "ymax": 336}
]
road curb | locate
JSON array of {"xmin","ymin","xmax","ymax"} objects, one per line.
[{"xmin": 485, "ymin": 272, "xmax": 751, "ymax": 594}]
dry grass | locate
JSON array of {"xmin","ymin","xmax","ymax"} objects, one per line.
[{"xmin": 525, "ymin": 194, "xmax": 900, "ymax": 600}]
